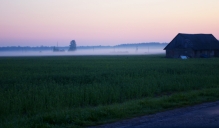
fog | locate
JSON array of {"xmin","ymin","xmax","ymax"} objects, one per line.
[{"xmin": 0, "ymin": 47, "xmax": 165, "ymax": 57}]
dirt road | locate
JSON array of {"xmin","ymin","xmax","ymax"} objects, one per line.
[{"xmin": 93, "ymin": 101, "xmax": 219, "ymax": 128}]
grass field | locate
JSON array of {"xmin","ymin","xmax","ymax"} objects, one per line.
[{"xmin": 1, "ymin": 55, "xmax": 219, "ymax": 127}]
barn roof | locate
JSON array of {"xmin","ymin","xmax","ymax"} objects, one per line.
[{"xmin": 164, "ymin": 33, "xmax": 219, "ymax": 50}]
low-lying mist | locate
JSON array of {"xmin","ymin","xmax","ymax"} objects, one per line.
[{"xmin": 0, "ymin": 47, "xmax": 165, "ymax": 57}]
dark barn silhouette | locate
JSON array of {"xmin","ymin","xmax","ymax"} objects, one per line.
[{"xmin": 164, "ymin": 33, "xmax": 219, "ymax": 58}]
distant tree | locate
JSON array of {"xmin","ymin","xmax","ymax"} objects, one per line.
[{"xmin": 69, "ymin": 40, "xmax": 76, "ymax": 51}]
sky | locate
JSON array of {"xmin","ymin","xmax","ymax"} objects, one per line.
[{"xmin": 0, "ymin": 0, "xmax": 219, "ymax": 47}]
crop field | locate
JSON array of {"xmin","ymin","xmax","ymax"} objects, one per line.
[{"xmin": 1, "ymin": 55, "xmax": 219, "ymax": 127}]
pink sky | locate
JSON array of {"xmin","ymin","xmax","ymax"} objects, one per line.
[{"xmin": 0, "ymin": 0, "xmax": 219, "ymax": 46}]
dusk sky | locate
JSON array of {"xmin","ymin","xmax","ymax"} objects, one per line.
[{"xmin": 0, "ymin": 0, "xmax": 219, "ymax": 47}]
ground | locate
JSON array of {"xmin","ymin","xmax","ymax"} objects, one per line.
[{"xmin": 93, "ymin": 101, "xmax": 219, "ymax": 128}]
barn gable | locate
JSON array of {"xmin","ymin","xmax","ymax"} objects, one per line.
[{"xmin": 164, "ymin": 33, "xmax": 219, "ymax": 58}]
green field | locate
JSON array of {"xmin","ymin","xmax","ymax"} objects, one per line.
[{"xmin": 1, "ymin": 55, "xmax": 219, "ymax": 127}]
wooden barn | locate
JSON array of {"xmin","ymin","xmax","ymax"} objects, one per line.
[{"xmin": 164, "ymin": 33, "xmax": 219, "ymax": 58}]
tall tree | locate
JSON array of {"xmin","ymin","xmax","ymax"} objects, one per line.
[{"xmin": 69, "ymin": 40, "xmax": 76, "ymax": 51}]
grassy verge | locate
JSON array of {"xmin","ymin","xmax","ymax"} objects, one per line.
[{"xmin": 2, "ymin": 87, "xmax": 219, "ymax": 128}]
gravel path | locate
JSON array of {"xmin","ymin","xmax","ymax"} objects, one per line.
[{"xmin": 92, "ymin": 101, "xmax": 219, "ymax": 128}]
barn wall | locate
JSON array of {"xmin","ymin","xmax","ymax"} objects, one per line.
[
  {"xmin": 166, "ymin": 49, "xmax": 194, "ymax": 58},
  {"xmin": 215, "ymin": 50, "xmax": 219, "ymax": 57},
  {"xmin": 166, "ymin": 50, "xmax": 172, "ymax": 58},
  {"xmin": 208, "ymin": 50, "xmax": 214, "ymax": 56},
  {"xmin": 195, "ymin": 50, "xmax": 215, "ymax": 57},
  {"xmin": 166, "ymin": 49, "xmax": 217, "ymax": 58},
  {"xmin": 194, "ymin": 51, "xmax": 200, "ymax": 58}
]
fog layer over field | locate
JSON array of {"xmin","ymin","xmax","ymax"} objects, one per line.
[{"xmin": 0, "ymin": 47, "xmax": 165, "ymax": 57}]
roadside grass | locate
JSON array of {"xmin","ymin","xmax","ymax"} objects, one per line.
[
  {"xmin": 2, "ymin": 87, "xmax": 219, "ymax": 128},
  {"xmin": 0, "ymin": 55, "xmax": 219, "ymax": 127}
]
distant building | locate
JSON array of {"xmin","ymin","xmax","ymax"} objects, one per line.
[
  {"xmin": 53, "ymin": 42, "xmax": 65, "ymax": 52},
  {"xmin": 164, "ymin": 33, "xmax": 219, "ymax": 58},
  {"xmin": 69, "ymin": 40, "xmax": 76, "ymax": 51},
  {"xmin": 53, "ymin": 46, "xmax": 65, "ymax": 52},
  {"xmin": 53, "ymin": 46, "xmax": 59, "ymax": 52}
]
